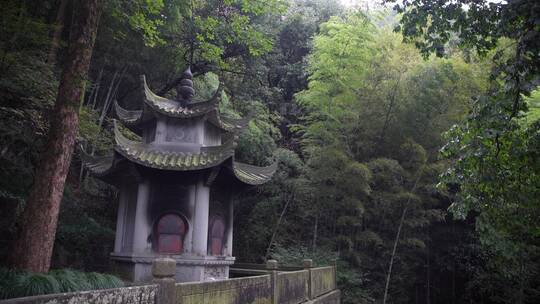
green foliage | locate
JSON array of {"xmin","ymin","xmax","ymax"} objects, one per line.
[
  {"xmin": 16, "ymin": 273, "xmax": 61, "ymax": 297},
  {"xmin": 108, "ymin": 0, "xmax": 165, "ymax": 47},
  {"xmin": 85, "ymin": 272, "xmax": 123, "ymax": 290},
  {"xmin": 0, "ymin": 268, "xmax": 124, "ymax": 299},
  {"xmin": 288, "ymin": 10, "xmax": 486, "ymax": 303},
  {"xmin": 391, "ymin": 0, "xmax": 540, "ymax": 302},
  {"xmin": 49, "ymin": 269, "xmax": 90, "ymax": 292},
  {"xmin": 3, "ymin": 0, "xmax": 538, "ymax": 303},
  {"xmin": 78, "ymin": 106, "xmax": 113, "ymax": 154},
  {"xmin": 523, "ymin": 89, "xmax": 540, "ymax": 125}
]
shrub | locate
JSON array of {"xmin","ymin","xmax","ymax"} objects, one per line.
[
  {"xmin": 17, "ymin": 273, "xmax": 61, "ymax": 297},
  {"xmin": 50, "ymin": 269, "xmax": 90, "ymax": 292},
  {"xmin": 0, "ymin": 268, "xmax": 124, "ymax": 300}
]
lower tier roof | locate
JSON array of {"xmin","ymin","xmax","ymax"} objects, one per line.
[{"xmin": 81, "ymin": 121, "xmax": 276, "ymax": 186}]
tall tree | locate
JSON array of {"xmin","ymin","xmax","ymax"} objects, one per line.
[
  {"xmin": 10, "ymin": 0, "xmax": 102, "ymax": 273},
  {"xmin": 385, "ymin": 0, "xmax": 540, "ymax": 302}
]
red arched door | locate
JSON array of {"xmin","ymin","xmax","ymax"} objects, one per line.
[
  {"xmin": 156, "ymin": 213, "xmax": 186, "ymax": 254},
  {"xmin": 209, "ymin": 216, "xmax": 225, "ymax": 256}
]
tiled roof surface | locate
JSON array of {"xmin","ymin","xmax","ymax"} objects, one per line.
[
  {"xmin": 113, "ymin": 121, "xmax": 234, "ymax": 171},
  {"xmin": 230, "ymin": 160, "xmax": 277, "ymax": 185}
]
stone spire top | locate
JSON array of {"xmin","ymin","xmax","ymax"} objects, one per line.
[{"xmin": 176, "ymin": 67, "xmax": 195, "ymax": 103}]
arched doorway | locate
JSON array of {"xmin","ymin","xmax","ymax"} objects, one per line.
[
  {"xmin": 154, "ymin": 213, "xmax": 187, "ymax": 254},
  {"xmin": 208, "ymin": 215, "xmax": 226, "ymax": 256}
]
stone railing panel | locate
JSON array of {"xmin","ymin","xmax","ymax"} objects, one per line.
[
  {"xmin": 310, "ymin": 266, "xmax": 336, "ymax": 298},
  {"xmin": 311, "ymin": 290, "xmax": 340, "ymax": 304},
  {"xmin": 0, "ymin": 284, "xmax": 157, "ymax": 304},
  {"xmin": 175, "ymin": 274, "xmax": 272, "ymax": 304},
  {"xmin": 277, "ymin": 270, "xmax": 309, "ymax": 304}
]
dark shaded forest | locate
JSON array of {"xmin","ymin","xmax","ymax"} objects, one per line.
[{"xmin": 1, "ymin": 0, "xmax": 539, "ymax": 303}]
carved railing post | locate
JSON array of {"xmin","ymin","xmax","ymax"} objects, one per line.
[
  {"xmin": 266, "ymin": 259, "xmax": 279, "ymax": 304},
  {"xmin": 153, "ymin": 258, "xmax": 176, "ymax": 304},
  {"xmin": 331, "ymin": 258, "xmax": 338, "ymax": 289},
  {"xmin": 303, "ymin": 259, "xmax": 314, "ymax": 300}
]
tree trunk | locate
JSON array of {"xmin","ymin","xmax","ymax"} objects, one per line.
[
  {"xmin": 312, "ymin": 212, "xmax": 318, "ymax": 251},
  {"xmin": 10, "ymin": 0, "xmax": 102, "ymax": 273},
  {"xmin": 382, "ymin": 206, "xmax": 408, "ymax": 304},
  {"xmin": 264, "ymin": 191, "xmax": 295, "ymax": 260},
  {"xmin": 382, "ymin": 172, "xmax": 423, "ymax": 304},
  {"xmin": 91, "ymin": 67, "xmax": 104, "ymax": 110},
  {"xmin": 426, "ymin": 228, "xmax": 431, "ymax": 304},
  {"xmin": 47, "ymin": 0, "xmax": 69, "ymax": 65}
]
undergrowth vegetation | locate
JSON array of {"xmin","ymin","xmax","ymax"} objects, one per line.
[{"xmin": 0, "ymin": 268, "xmax": 124, "ymax": 299}]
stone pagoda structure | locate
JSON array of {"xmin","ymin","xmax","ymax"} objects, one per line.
[{"xmin": 83, "ymin": 68, "xmax": 276, "ymax": 283}]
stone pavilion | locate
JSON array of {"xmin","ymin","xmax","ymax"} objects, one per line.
[{"xmin": 83, "ymin": 68, "xmax": 276, "ymax": 283}]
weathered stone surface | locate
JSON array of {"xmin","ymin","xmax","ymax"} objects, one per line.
[
  {"xmin": 1, "ymin": 265, "xmax": 341, "ymax": 304},
  {"xmin": 152, "ymin": 258, "xmax": 176, "ymax": 304},
  {"xmin": 311, "ymin": 266, "xmax": 336, "ymax": 298},
  {"xmin": 266, "ymin": 260, "xmax": 278, "ymax": 270},
  {"xmin": 176, "ymin": 274, "xmax": 272, "ymax": 304},
  {"xmin": 308, "ymin": 290, "xmax": 340, "ymax": 304},
  {"xmin": 310, "ymin": 267, "xmax": 335, "ymax": 299},
  {"xmin": 154, "ymin": 278, "xmax": 175, "ymax": 304},
  {"xmin": 153, "ymin": 258, "xmax": 177, "ymax": 278},
  {"xmin": 0, "ymin": 285, "xmax": 157, "ymax": 304},
  {"xmin": 277, "ymin": 270, "xmax": 309, "ymax": 304},
  {"xmin": 302, "ymin": 259, "xmax": 313, "ymax": 269}
]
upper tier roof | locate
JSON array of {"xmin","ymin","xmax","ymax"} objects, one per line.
[
  {"xmin": 83, "ymin": 69, "xmax": 276, "ymax": 186},
  {"xmin": 115, "ymin": 76, "xmax": 249, "ymax": 134}
]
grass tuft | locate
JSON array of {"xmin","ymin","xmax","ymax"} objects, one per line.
[
  {"xmin": 50, "ymin": 269, "xmax": 87, "ymax": 292},
  {"xmin": 17, "ymin": 273, "xmax": 61, "ymax": 297},
  {"xmin": 85, "ymin": 272, "xmax": 113, "ymax": 290},
  {"xmin": 0, "ymin": 268, "xmax": 124, "ymax": 300},
  {"xmin": 102, "ymin": 274, "xmax": 124, "ymax": 289}
]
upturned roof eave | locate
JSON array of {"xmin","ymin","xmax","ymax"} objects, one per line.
[
  {"xmin": 141, "ymin": 75, "xmax": 221, "ymax": 118},
  {"xmin": 229, "ymin": 159, "xmax": 278, "ymax": 186},
  {"xmin": 112, "ymin": 120, "xmax": 237, "ymax": 171}
]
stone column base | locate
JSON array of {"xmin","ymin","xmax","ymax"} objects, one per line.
[{"xmin": 111, "ymin": 252, "xmax": 235, "ymax": 283}]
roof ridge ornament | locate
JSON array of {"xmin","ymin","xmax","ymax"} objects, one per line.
[{"xmin": 176, "ymin": 66, "xmax": 195, "ymax": 104}]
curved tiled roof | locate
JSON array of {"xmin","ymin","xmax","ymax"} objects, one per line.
[
  {"xmin": 230, "ymin": 160, "xmax": 277, "ymax": 185},
  {"xmin": 141, "ymin": 75, "xmax": 221, "ymax": 117},
  {"xmin": 114, "ymin": 100, "xmax": 144, "ymax": 127},
  {"xmin": 80, "ymin": 151, "xmax": 115, "ymax": 177},
  {"xmin": 113, "ymin": 121, "xmax": 234, "ymax": 171},
  {"xmin": 84, "ymin": 70, "xmax": 276, "ymax": 186},
  {"xmin": 116, "ymin": 76, "xmax": 246, "ymax": 134},
  {"xmin": 206, "ymin": 110, "xmax": 252, "ymax": 133}
]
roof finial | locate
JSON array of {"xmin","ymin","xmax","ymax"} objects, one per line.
[{"xmin": 176, "ymin": 66, "xmax": 195, "ymax": 103}]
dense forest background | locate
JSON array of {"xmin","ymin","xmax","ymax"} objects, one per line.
[{"xmin": 1, "ymin": 0, "xmax": 539, "ymax": 303}]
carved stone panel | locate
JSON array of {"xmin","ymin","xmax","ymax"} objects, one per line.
[
  {"xmin": 203, "ymin": 265, "xmax": 228, "ymax": 281},
  {"xmin": 166, "ymin": 119, "xmax": 200, "ymax": 143}
]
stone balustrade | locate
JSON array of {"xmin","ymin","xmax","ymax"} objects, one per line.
[{"xmin": 0, "ymin": 259, "xmax": 340, "ymax": 304}]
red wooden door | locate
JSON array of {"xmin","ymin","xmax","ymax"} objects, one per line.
[{"xmin": 157, "ymin": 214, "xmax": 186, "ymax": 254}]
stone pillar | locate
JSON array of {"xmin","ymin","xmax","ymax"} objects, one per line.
[
  {"xmin": 303, "ymin": 259, "xmax": 314, "ymax": 300},
  {"xmin": 155, "ymin": 118, "xmax": 167, "ymax": 143},
  {"xmin": 152, "ymin": 258, "xmax": 176, "ymax": 304},
  {"xmin": 267, "ymin": 259, "xmax": 279, "ymax": 304},
  {"xmin": 192, "ymin": 179, "xmax": 209, "ymax": 256},
  {"xmin": 332, "ymin": 258, "xmax": 338, "ymax": 290},
  {"xmin": 114, "ymin": 184, "xmax": 128, "ymax": 252},
  {"xmin": 226, "ymin": 197, "xmax": 234, "ymax": 256},
  {"xmin": 133, "ymin": 180, "xmax": 151, "ymax": 253},
  {"xmin": 184, "ymin": 185, "xmax": 196, "ymax": 253}
]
